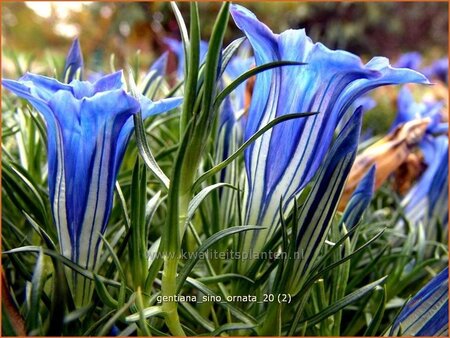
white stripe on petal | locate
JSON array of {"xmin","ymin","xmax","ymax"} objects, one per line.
[
  {"xmin": 78, "ymin": 122, "xmax": 112, "ymax": 271},
  {"xmin": 54, "ymin": 120, "xmax": 71, "ymax": 261}
]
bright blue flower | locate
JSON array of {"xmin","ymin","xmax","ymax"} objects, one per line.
[
  {"xmin": 390, "ymin": 86, "xmax": 448, "ymax": 231},
  {"xmin": 424, "ymin": 57, "xmax": 448, "ymax": 84},
  {"xmin": 394, "ymin": 51, "xmax": 422, "ymax": 71},
  {"xmin": 402, "ymin": 135, "xmax": 448, "ymax": 230},
  {"xmin": 391, "ymin": 267, "xmax": 448, "ymax": 336},
  {"xmin": 63, "ymin": 37, "xmax": 84, "ymax": 82},
  {"xmin": 2, "ymin": 71, "xmax": 182, "ymax": 304},
  {"xmin": 394, "ymin": 53, "xmax": 447, "ymax": 84},
  {"xmin": 427, "ymin": 143, "xmax": 448, "ymax": 229},
  {"xmin": 391, "ymin": 86, "xmax": 446, "ymax": 134},
  {"xmin": 230, "ymin": 4, "xmax": 429, "ymax": 252},
  {"xmin": 164, "ymin": 37, "xmax": 209, "ymax": 79}
]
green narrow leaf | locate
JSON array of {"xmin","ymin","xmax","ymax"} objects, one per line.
[
  {"xmin": 96, "ymin": 294, "xmax": 136, "ymax": 336},
  {"xmin": 170, "ymin": 2, "xmax": 190, "ymax": 78},
  {"xmin": 180, "ymin": 2, "xmax": 200, "ymax": 132},
  {"xmin": 185, "ymin": 277, "xmax": 257, "ymax": 325},
  {"xmin": 200, "ymin": 2, "xmax": 230, "ymax": 123},
  {"xmin": 3, "ymin": 160, "xmax": 49, "ymax": 225},
  {"xmin": 3, "ymin": 246, "xmax": 121, "ymax": 288},
  {"xmin": 346, "ymin": 245, "xmax": 389, "ymax": 291},
  {"xmin": 27, "ymin": 107, "xmax": 48, "ymax": 147},
  {"xmin": 128, "ymin": 68, "xmax": 170, "ymax": 190},
  {"xmin": 135, "ymin": 288, "xmax": 152, "ymax": 336},
  {"xmin": 115, "ymin": 182, "xmax": 131, "ymax": 230},
  {"xmin": 214, "ymin": 60, "xmax": 306, "ymax": 109},
  {"xmin": 129, "ymin": 158, "xmax": 148, "ymax": 289},
  {"xmin": 145, "ymin": 191, "xmax": 163, "ymax": 236},
  {"xmin": 179, "ymin": 301, "xmax": 214, "ymax": 332},
  {"xmin": 125, "ymin": 305, "xmax": 164, "ymax": 323},
  {"xmin": 299, "ymin": 276, "xmax": 387, "ymax": 327},
  {"xmin": 93, "ymin": 274, "xmax": 118, "ymax": 308},
  {"xmin": 304, "ymin": 229, "xmax": 385, "ymax": 291},
  {"xmin": 23, "ymin": 212, "xmax": 57, "ymax": 250},
  {"xmin": 27, "ymin": 248, "xmax": 45, "ymax": 335},
  {"xmin": 208, "ymin": 323, "xmax": 256, "ymax": 336},
  {"xmin": 218, "ymin": 37, "xmax": 246, "ymax": 78},
  {"xmin": 197, "ymin": 273, "xmax": 254, "ymax": 285},
  {"xmin": 186, "ymin": 183, "xmax": 237, "ymax": 228},
  {"xmin": 176, "ymin": 226, "xmax": 264, "ymax": 291},
  {"xmin": 364, "ymin": 286, "xmax": 386, "ymax": 336}
]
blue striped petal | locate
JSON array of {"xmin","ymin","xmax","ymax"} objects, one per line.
[
  {"xmin": 230, "ymin": 5, "xmax": 429, "ymax": 259},
  {"xmin": 289, "ymin": 107, "xmax": 363, "ymax": 291},
  {"xmin": 64, "ymin": 37, "xmax": 84, "ymax": 82},
  {"xmin": 341, "ymin": 165, "xmax": 376, "ymax": 230},
  {"xmin": 390, "ymin": 267, "xmax": 448, "ymax": 336}
]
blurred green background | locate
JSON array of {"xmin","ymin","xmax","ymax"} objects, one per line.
[{"xmin": 2, "ymin": 1, "xmax": 448, "ymax": 76}]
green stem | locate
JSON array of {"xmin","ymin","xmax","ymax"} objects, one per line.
[
  {"xmin": 161, "ymin": 257, "xmax": 185, "ymax": 336},
  {"xmin": 258, "ymin": 301, "xmax": 281, "ymax": 336},
  {"xmin": 160, "ymin": 190, "xmax": 190, "ymax": 336}
]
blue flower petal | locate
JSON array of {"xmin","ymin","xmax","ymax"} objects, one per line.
[
  {"xmin": 391, "ymin": 267, "xmax": 448, "ymax": 336},
  {"xmin": 230, "ymin": 4, "xmax": 429, "ymax": 236},
  {"xmin": 18, "ymin": 73, "xmax": 73, "ymax": 100},
  {"xmin": 92, "ymin": 70, "xmax": 126, "ymax": 92},
  {"xmin": 46, "ymin": 88, "xmax": 140, "ymax": 262}
]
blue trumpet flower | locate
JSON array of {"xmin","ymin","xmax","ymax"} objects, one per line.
[
  {"xmin": 230, "ymin": 4, "xmax": 429, "ymax": 258},
  {"xmin": 2, "ymin": 71, "xmax": 182, "ymax": 305},
  {"xmin": 424, "ymin": 57, "xmax": 448, "ymax": 84},
  {"xmin": 390, "ymin": 267, "xmax": 448, "ymax": 336},
  {"xmin": 390, "ymin": 86, "xmax": 448, "ymax": 233},
  {"xmin": 391, "ymin": 86, "xmax": 446, "ymax": 135},
  {"xmin": 402, "ymin": 135, "xmax": 448, "ymax": 232},
  {"xmin": 394, "ymin": 51, "xmax": 422, "ymax": 71}
]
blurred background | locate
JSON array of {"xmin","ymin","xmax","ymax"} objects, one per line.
[
  {"xmin": 2, "ymin": 2, "xmax": 448, "ymax": 73},
  {"xmin": 2, "ymin": 2, "xmax": 448, "ymax": 135}
]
